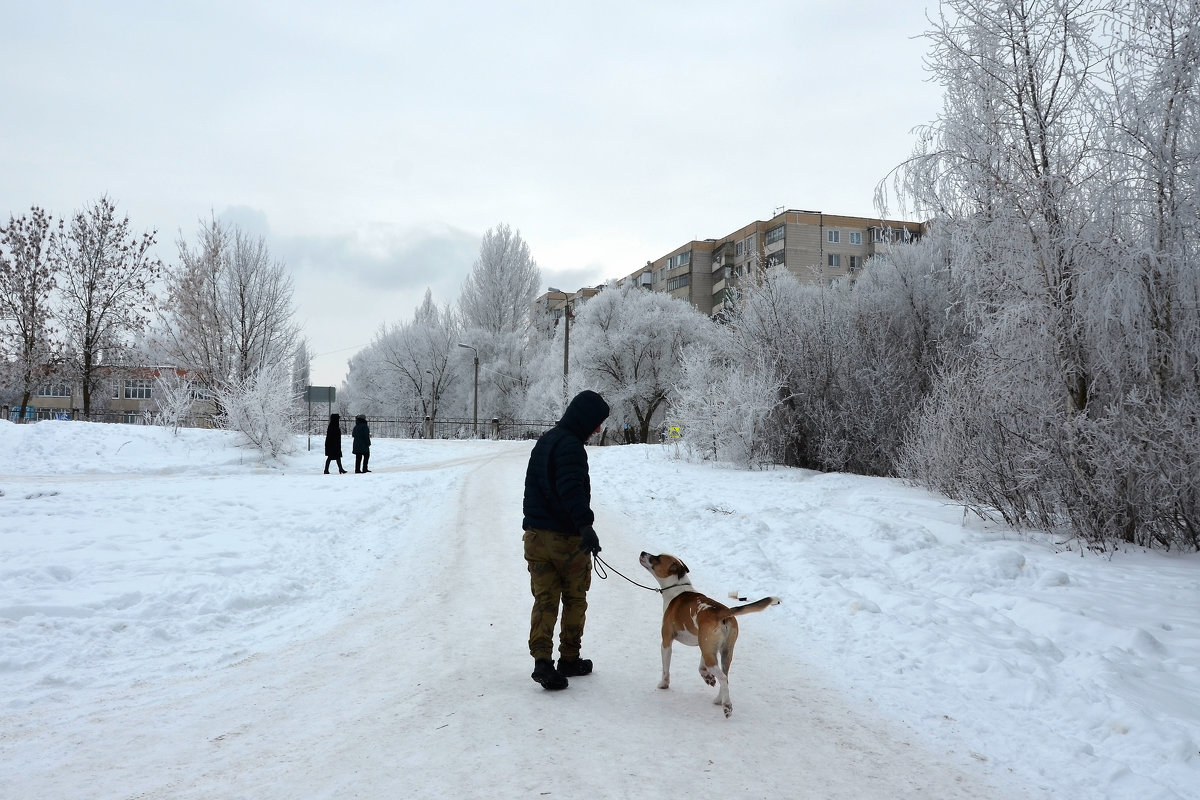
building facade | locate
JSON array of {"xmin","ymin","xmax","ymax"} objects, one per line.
[
  {"xmin": 5, "ymin": 366, "xmax": 216, "ymax": 424},
  {"xmin": 613, "ymin": 209, "xmax": 924, "ymax": 316}
]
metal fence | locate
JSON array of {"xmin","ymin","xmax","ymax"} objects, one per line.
[{"xmin": 311, "ymin": 416, "xmax": 554, "ymax": 441}]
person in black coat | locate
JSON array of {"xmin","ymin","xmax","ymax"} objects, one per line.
[
  {"xmin": 521, "ymin": 389, "xmax": 610, "ymax": 690},
  {"xmin": 323, "ymin": 413, "xmax": 347, "ymax": 474},
  {"xmin": 352, "ymin": 414, "xmax": 372, "ymax": 473}
]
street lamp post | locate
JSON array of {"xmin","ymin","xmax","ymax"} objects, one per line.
[{"xmin": 457, "ymin": 342, "xmax": 479, "ymax": 438}]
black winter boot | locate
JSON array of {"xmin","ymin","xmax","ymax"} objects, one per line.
[
  {"xmin": 557, "ymin": 657, "xmax": 593, "ymax": 677},
  {"xmin": 531, "ymin": 658, "xmax": 568, "ymax": 690}
]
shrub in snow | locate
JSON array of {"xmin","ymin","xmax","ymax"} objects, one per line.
[
  {"xmin": 215, "ymin": 361, "xmax": 299, "ymax": 459},
  {"xmin": 151, "ymin": 370, "xmax": 195, "ymax": 435}
]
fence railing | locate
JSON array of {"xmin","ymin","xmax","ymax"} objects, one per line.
[{"xmin": 311, "ymin": 416, "xmax": 554, "ymax": 441}]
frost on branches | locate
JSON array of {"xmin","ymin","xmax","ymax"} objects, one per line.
[{"xmin": 215, "ymin": 362, "xmax": 299, "ymax": 459}]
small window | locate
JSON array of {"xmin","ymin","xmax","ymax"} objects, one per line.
[
  {"xmin": 849, "ymin": 231, "xmax": 862, "ymax": 245},
  {"xmin": 765, "ymin": 225, "xmax": 785, "ymax": 245},
  {"xmin": 849, "ymin": 255, "xmax": 863, "ymax": 270},
  {"xmin": 828, "ymin": 254, "xmax": 841, "ymax": 268},
  {"xmin": 827, "ymin": 230, "xmax": 840, "ymax": 244}
]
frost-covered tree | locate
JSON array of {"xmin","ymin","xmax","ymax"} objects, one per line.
[
  {"xmin": 673, "ymin": 338, "xmax": 780, "ymax": 468},
  {"xmin": 0, "ymin": 207, "xmax": 60, "ymax": 416},
  {"xmin": 888, "ymin": 0, "xmax": 1200, "ymax": 550},
  {"xmin": 454, "ymin": 224, "xmax": 544, "ymax": 423},
  {"xmin": 291, "ymin": 339, "xmax": 312, "ymax": 399},
  {"xmin": 151, "ymin": 369, "xmax": 196, "ymax": 434},
  {"xmin": 457, "ymin": 223, "xmax": 541, "ymax": 335},
  {"xmin": 53, "ymin": 196, "xmax": 162, "ymax": 418},
  {"xmin": 156, "ymin": 217, "xmax": 301, "ymax": 416},
  {"xmin": 371, "ymin": 289, "xmax": 461, "ymax": 421},
  {"xmin": 569, "ymin": 283, "xmax": 717, "ymax": 443},
  {"xmin": 216, "ymin": 359, "xmax": 298, "ymax": 458}
]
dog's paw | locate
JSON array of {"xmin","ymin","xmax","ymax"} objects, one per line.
[
  {"xmin": 657, "ymin": 679, "xmax": 670, "ymax": 690},
  {"xmin": 699, "ymin": 669, "xmax": 716, "ymax": 687},
  {"xmin": 722, "ymin": 702, "xmax": 733, "ymax": 718}
]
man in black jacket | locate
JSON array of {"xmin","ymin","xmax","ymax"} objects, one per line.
[{"xmin": 522, "ymin": 389, "xmax": 610, "ymax": 690}]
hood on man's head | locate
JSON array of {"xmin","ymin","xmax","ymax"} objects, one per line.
[{"xmin": 559, "ymin": 390, "xmax": 610, "ymax": 438}]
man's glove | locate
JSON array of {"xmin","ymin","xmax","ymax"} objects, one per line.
[{"xmin": 578, "ymin": 526, "xmax": 601, "ymax": 555}]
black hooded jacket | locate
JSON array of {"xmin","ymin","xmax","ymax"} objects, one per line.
[
  {"xmin": 522, "ymin": 390, "xmax": 610, "ymax": 536},
  {"xmin": 352, "ymin": 415, "xmax": 370, "ymax": 454}
]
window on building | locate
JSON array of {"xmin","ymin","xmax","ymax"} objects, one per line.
[
  {"xmin": 765, "ymin": 225, "xmax": 785, "ymax": 245},
  {"xmin": 828, "ymin": 254, "xmax": 841, "ymax": 268},
  {"xmin": 827, "ymin": 230, "xmax": 840, "ymax": 244},
  {"xmin": 735, "ymin": 240, "xmax": 744, "ymax": 256},
  {"xmin": 123, "ymin": 379, "xmax": 153, "ymax": 400},
  {"xmin": 666, "ymin": 275, "xmax": 691, "ymax": 291},
  {"xmin": 190, "ymin": 382, "xmax": 212, "ymax": 401},
  {"xmin": 849, "ymin": 231, "xmax": 862, "ymax": 245},
  {"xmin": 766, "ymin": 251, "xmax": 785, "ymax": 267},
  {"xmin": 111, "ymin": 379, "xmax": 121, "ymax": 399},
  {"xmin": 849, "ymin": 255, "xmax": 863, "ymax": 270},
  {"xmin": 37, "ymin": 383, "xmax": 72, "ymax": 398},
  {"xmin": 871, "ymin": 227, "xmax": 886, "ymax": 243},
  {"xmin": 666, "ymin": 251, "xmax": 692, "ymax": 269}
]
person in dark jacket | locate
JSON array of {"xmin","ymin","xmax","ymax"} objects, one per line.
[
  {"xmin": 323, "ymin": 413, "xmax": 347, "ymax": 474},
  {"xmin": 352, "ymin": 414, "xmax": 372, "ymax": 473},
  {"xmin": 522, "ymin": 389, "xmax": 610, "ymax": 690}
]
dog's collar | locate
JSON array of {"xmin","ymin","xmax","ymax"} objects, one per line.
[{"xmin": 660, "ymin": 580, "xmax": 693, "ymax": 593}]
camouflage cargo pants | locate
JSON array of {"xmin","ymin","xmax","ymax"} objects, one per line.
[{"xmin": 523, "ymin": 527, "xmax": 592, "ymax": 661}]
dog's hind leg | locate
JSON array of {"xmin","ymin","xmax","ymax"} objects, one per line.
[
  {"xmin": 699, "ymin": 648, "xmax": 732, "ymax": 716},
  {"xmin": 712, "ymin": 666, "xmax": 732, "ymax": 718}
]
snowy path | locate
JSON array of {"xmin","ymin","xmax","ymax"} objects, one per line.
[{"xmin": 3, "ymin": 442, "xmax": 1021, "ymax": 799}]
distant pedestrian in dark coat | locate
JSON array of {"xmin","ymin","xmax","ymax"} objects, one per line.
[
  {"xmin": 352, "ymin": 414, "xmax": 372, "ymax": 473},
  {"xmin": 324, "ymin": 413, "xmax": 347, "ymax": 474}
]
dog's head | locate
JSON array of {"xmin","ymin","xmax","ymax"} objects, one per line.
[{"xmin": 639, "ymin": 551, "xmax": 690, "ymax": 585}]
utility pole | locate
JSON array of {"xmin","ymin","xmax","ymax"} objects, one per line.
[
  {"xmin": 457, "ymin": 343, "xmax": 479, "ymax": 437},
  {"xmin": 562, "ymin": 301, "xmax": 571, "ymax": 411}
]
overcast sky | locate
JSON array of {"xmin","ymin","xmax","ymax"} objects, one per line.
[{"xmin": 2, "ymin": 1, "xmax": 941, "ymax": 387}]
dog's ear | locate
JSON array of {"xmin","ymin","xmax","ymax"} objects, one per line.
[{"xmin": 672, "ymin": 560, "xmax": 690, "ymax": 577}]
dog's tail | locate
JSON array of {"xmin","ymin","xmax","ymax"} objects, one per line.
[{"xmin": 726, "ymin": 596, "xmax": 781, "ymax": 617}]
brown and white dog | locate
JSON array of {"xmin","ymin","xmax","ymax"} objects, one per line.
[{"xmin": 639, "ymin": 551, "xmax": 780, "ymax": 717}]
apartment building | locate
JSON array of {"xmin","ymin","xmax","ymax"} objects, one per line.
[{"xmin": 616, "ymin": 209, "xmax": 924, "ymax": 316}]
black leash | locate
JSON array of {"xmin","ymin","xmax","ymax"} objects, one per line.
[{"xmin": 592, "ymin": 553, "xmax": 663, "ymax": 593}]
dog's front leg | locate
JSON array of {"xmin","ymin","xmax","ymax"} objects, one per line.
[{"xmin": 658, "ymin": 642, "xmax": 672, "ymax": 690}]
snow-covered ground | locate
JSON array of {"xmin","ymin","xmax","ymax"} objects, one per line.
[{"xmin": 1, "ymin": 420, "xmax": 1197, "ymax": 799}]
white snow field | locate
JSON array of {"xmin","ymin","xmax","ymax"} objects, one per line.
[{"xmin": 1, "ymin": 420, "xmax": 1197, "ymax": 799}]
